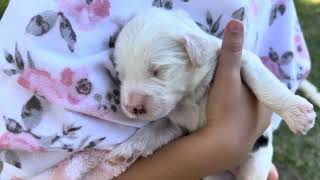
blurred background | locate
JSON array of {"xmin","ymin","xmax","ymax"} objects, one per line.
[
  {"xmin": 0, "ymin": 0, "xmax": 319, "ymax": 179},
  {"xmin": 274, "ymin": 1, "xmax": 320, "ymax": 179}
]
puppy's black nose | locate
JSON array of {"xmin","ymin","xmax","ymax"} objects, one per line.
[
  {"xmin": 126, "ymin": 105, "xmax": 146, "ymax": 115},
  {"xmin": 133, "ymin": 108, "xmax": 138, "ymax": 114},
  {"xmin": 139, "ymin": 108, "xmax": 146, "ymax": 114}
]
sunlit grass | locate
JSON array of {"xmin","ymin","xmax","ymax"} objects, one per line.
[
  {"xmin": 304, "ymin": 0, "xmax": 320, "ymax": 4},
  {"xmin": 0, "ymin": 0, "xmax": 8, "ymax": 19}
]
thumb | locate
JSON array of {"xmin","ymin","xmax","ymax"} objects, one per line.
[{"xmin": 217, "ymin": 20, "xmax": 244, "ymax": 75}]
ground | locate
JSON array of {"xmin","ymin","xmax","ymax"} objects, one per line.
[
  {"xmin": 274, "ymin": 1, "xmax": 320, "ymax": 180},
  {"xmin": 0, "ymin": 0, "xmax": 319, "ymax": 179}
]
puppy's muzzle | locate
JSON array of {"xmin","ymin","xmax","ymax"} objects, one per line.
[{"xmin": 125, "ymin": 92, "xmax": 148, "ymax": 115}]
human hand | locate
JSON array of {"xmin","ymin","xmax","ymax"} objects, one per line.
[{"xmin": 204, "ymin": 19, "xmax": 272, "ymax": 162}]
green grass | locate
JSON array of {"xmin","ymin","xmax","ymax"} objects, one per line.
[
  {"xmin": 274, "ymin": 1, "xmax": 320, "ymax": 179},
  {"xmin": 0, "ymin": 0, "xmax": 8, "ymax": 19},
  {"xmin": 0, "ymin": 0, "xmax": 319, "ymax": 179}
]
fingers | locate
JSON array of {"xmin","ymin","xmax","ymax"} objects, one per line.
[
  {"xmin": 268, "ymin": 164, "xmax": 279, "ymax": 180},
  {"xmin": 211, "ymin": 20, "xmax": 244, "ymax": 94},
  {"xmin": 216, "ymin": 20, "xmax": 244, "ymax": 78}
]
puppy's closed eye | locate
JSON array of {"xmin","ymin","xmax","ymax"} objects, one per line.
[
  {"xmin": 149, "ymin": 66, "xmax": 168, "ymax": 80},
  {"xmin": 151, "ymin": 69, "xmax": 158, "ymax": 77}
]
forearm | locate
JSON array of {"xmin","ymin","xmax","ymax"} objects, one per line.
[{"xmin": 115, "ymin": 125, "xmax": 254, "ymax": 180}]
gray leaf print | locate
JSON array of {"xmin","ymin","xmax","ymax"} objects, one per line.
[
  {"xmin": 206, "ymin": 11, "xmax": 213, "ymax": 26},
  {"xmin": 3, "ymin": 69, "xmax": 19, "ymax": 76},
  {"xmin": 280, "ymin": 51, "xmax": 294, "ymax": 65},
  {"xmin": 26, "ymin": 10, "xmax": 59, "ymax": 36},
  {"xmin": 40, "ymin": 134, "xmax": 59, "ymax": 146},
  {"xmin": 217, "ymin": 29, "xmax": 224, "ymax": 38},
  {"xmin": 277, "ymin": 4, "xmax": 286, "ymax": 15},
  {"xmin": 86, "ymin": 0, "xmax": 94, "ymax": 5},
  {"xmin": 62, "ymin": 144, "xmax": 73, "ymax": 152},
  {"xmin": 78, "ymin": 135, "xmax": 90, "ymax": 149},
  {"xmin": 196, "ymin": 21, "xmax": 209, "ymax": 33},
  {"xmin": 211, "ymin": 15, "xmax": 222, "ymax": 34},
  {"xmin": 0, "ymin": 161, "xmax": 3, "ymax": 174},
  {"xmin": 113, "ymin": 89, "xmax": 120, "ymax": 97},
  {"xmin": 196, "ymin": 21, "xmax": 203, "ymax": 28},
  {"xmin": 164, "ymin": 0, "xmax": 173, "ymax": 9},
  {"xmin": 60, "ymin": 14, "xmax": 77, "ymax": 52},
  {"xmin": 269, "ymin": 5, "xmax": 278, "ymax": 26},
  {"xmin": 4, "ymin": 50, "xmax": 14, "ymax": 64},
  {"xmin": 152, "ymin": 0, "xmax": 162, "ymax": 7},
  {"xmin": 268, "ymin": 48, "xmax": 279, "ymax": 62},
  {"xmin": 15, "ymin": 43, "xmax": 24, "ymax": 71},
  {"xmin": 279, "ymin": 67, "xmax": 291, "ymax": 80},
  {"xmin": 27, "ymin": 51, "xmax": 36, "ymax": 69},
  {"xmin": 111, "ymin": 105, "xmax": 117, "ymax": 112},
  {"xmin": 286, "ymin": 83, "xmax": 292, "ymax": 90},
  {"xmin": 152, "ymin": 0, "xmax": 172, "ymax": 9},
  {"xmin": 106, "ymin": 92, "xmax": 113, "ymax": 101},
  {"xmin": 297, "ymin": 73, "xmax": 305, "ymax": 81},
  {"xmin": 94, "ymin": 94, "xmax": 102, "ymax": 102},
  {"xmin": 3, "ymin": 116, "xmax": 23, "ymax": 134},
  {"xmin": 51, "ymin": 135, "xmax": 61, "ymax": 144},
  {"xmin": 84, "ymin": 137, "xmax": 106, "ymax": 149},
  {"xmin": 108, "ymin": 35, "xmax": 116, "ymax": 48},
  {"xmin": 62, "ymin": 123, "xmax": 82, "ymax": 136},
  {"xmin": 4, "ymin": 151, "xmax": 21, "ymax": 168},
  {"xmin": 21, "ymin": 96, "xmax": 43, "ymax": 130},
  {"xmin": 105, "ymin": 67, "xmax": 121, "ymax": 87},
  {"xmin": 232, "ymin": 7, "xmax": 245, "ymax": 21},
  {"xmin": 109, "ymin": 50, "xmax": 116, "ymax": 67},
  {"xmin": 108, "ymin": 27, "xmax": 122, "ymax": 49}
]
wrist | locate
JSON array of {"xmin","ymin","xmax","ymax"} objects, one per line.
[{"xmin": 201, "ymin": 125, "xmax": 253, "ymax": 168}]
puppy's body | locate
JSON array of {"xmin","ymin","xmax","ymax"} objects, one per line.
[{"xmin": 112, "ymin": 8, "xmax": 316, "ymax": 180}]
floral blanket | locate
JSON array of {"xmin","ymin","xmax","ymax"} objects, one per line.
[
  {"xmin": 0, "ymin": 0, "xmax": 149, "ymax": 179},
  {"xmin": 0, "ymin": 0, "xmax": 311, "ymax": 179}
]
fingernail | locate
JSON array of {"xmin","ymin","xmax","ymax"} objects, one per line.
[{"xmin": 228, "ymin": 20, "xmax": 243, "ymax": 34}]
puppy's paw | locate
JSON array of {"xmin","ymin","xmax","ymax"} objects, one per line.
[
  {"xmin": 282, "ymin": 95, "xmax": 316, "ymax": 135},
  {"xmin": 107, "ymin": 141, "xmax": 148, "ymax": 165}
]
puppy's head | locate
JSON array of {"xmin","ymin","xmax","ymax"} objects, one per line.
[{"xmin": 114, "ymin": 8, "xmax": 215, "ymax": 121}]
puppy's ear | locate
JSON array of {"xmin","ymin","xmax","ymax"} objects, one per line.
[{"xmin": 177, "ymin": 33, "xmax": 209, "ymax": 68}]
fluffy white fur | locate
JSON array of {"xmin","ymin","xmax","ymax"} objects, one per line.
[
  {"xmin": 111, "ymin": 8, "xmax": 316, "ymax": 180},
  {"xmin": 300, "ymin": 80, "xmax": 320, "ymax": 108}
]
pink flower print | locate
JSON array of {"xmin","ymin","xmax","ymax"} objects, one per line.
[
  {"xmin": 294, "ymin": 33, "xmax": 310, "ymax": 59},
  {"xmin": 250, "ymin": 0, "xmax": 259, "ymax": 16},
  {"xmin": 0, "ymin": 132, "xmax": 46, "ymax": 152},
  {"xmin": 297, "ymin": 65, "xmax": 310, "ymax": 81},
  {"xmin": 59, "ymin": 68, "xmax": 92, "ymax": 105},
  {"xmin": 18, "ymin": 68, "xmax": 91, "ymax": 106},
  {"xmin": 57, "ymin": 0, "xmax": 111, "ymax": 30},
  {"xmin": 261, "ymin": 56, "xmax": 281, "ymax": 78},
  {"xmin": 18, "ymin": 69, "xmax": 65, "ymax": 99},
  {"xmin": 60, "ymin": 68, "xmax": 74, "ymax": 86}
]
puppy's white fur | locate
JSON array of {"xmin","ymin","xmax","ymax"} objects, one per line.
[{"xmin": 112, "ymin": 8, "xmax": 316, "ymax": 180}]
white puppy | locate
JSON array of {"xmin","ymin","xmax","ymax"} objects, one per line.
[{"xmin": 111, "ymin": 8, "xmax": 316, "ymax": 180}]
